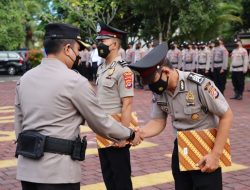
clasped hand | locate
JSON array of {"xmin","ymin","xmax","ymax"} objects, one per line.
[{"xmin": 113, "ymin": 127, "xmax": 144, "ymax": 148}]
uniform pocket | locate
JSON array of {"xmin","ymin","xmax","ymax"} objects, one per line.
[
  {"xmin": 103, "ymin": 80, "xmax": 115, "ymax": 88},
  {"xmin": 184, "ymin": 106, "xmax": 201, "ymax": 114}
]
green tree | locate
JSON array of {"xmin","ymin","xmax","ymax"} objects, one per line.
[{"xmin": 0, "ymin": 0, "xmax": 25, "ymax": 50}]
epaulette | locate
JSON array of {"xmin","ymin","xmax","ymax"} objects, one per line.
[
  {"xmin": 187, "ymin": 72, "xmax": 205, "ymax": 85},
  {"xmin": 117, "ymin": 60, "xmax": 128, "ymax": 67},
  {"xmin": 73, "ymin": 69, "xmax": 79, "ymax": 74},
  {"xmin": 98, "ymin": 62, "xmax": 104, "ymax": 67}
]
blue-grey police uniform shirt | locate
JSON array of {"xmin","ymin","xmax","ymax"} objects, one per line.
[{"xmin": 151, "ymin": 70, "xmax": 230, "ymax": 135}]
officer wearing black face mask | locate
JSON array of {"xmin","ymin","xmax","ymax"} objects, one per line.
[
  {"xmin": 197, "ymin": 42, "xmax": 210, "ymax": 77},
  {"xmin": 95, "ymin": 22, "xmax": 137, "ymax": 190},
  {"xmin": 211, "ymin": 37, "xmax": 229, "ymax": 95},
  {"xmin": 166, "ymin": 41, "xmax": 182, "ymax": 70},
  {"xmin": 230, "ymin": 39, "xmax": 249, "ymax": 100},
  {"xmin": 129, "ymin": 42, "xmax": 233, "ymax": 190},
  {"xmin": 15, "ymin": 23, "xmax": 137, "ymax": 190}
]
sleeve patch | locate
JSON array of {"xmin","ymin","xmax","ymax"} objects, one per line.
[
  {"xmin": 123, "ymin": 72, "xmax": 133, "ymax": 89},
  {"xmin": 204, "ymin": 82, "xmax": 219, "ymax": 99}
]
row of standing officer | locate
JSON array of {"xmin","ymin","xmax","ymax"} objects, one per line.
[{"xmin": 167, "ymin": 38, "xmax": 249, "ymax": 99}]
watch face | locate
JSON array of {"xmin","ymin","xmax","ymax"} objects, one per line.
[{"xmin": 96, "ymin": 23, "xmax": 101, "ymax": 33}]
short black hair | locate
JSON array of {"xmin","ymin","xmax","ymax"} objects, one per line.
[
  {"xmin": 161, "ymin": 57, "xmax": 173, "ymax": 69},
  {"xmin": 44, "ymin": 39, "xmax": 76, "ymax": 55}
]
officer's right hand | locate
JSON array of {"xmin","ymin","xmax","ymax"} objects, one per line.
[
  {"xmin": 130, "ymin": 128, "xmax": 143, "ymax": 146},
  {"xmin": 197, "ymin": 152, "xmax": 220, "ymax": 173}
]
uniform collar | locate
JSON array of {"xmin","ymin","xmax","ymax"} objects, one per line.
[
  {"xmin": 41, "ymin": 58, "xmax": 68, "ymax": 69},
  {"xmin": 168, "ymin": 70, "xmax": 187, "ymax": 97}
]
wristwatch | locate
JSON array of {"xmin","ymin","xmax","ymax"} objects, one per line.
[{"xmin": 126, "ymin": 129, "xmax": 135, "ymax": 142}]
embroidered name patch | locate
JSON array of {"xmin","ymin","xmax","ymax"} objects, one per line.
[{"xmin": 123, "ymin": 72, "xmax": 133, "ymax": 89}]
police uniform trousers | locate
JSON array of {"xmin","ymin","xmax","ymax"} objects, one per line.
[
  {"xmin": 21, "ymin": 181, "xmax": 80, "ymax": 190},
  {"xmin": 98, "ymin": 144, "xmax": 133, "ymax": 190},
  {"xmin": 172, "ymin": 140, "xmax": 222, "ymax": 190},
  {"xmin": 232, "ymin": 71, "xmax": 245, "ymax": 96},
  {"xmin": 212, "ymin": 67, "xmax": 227, "ymax": 94}
]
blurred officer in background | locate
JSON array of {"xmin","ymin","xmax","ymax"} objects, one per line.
[
  {"xmin": 230, "ymin": 39, "xmax": 249, "ymax": 100},
  {"xmin": 197, "ymin": 41, "xmax": 210, "ymax": 77},
  {"xmin": 167, "ymin": 41, "xmax": 182, "ymax": 70},
  {"xmin": 15, "ymin": 23, "xmax": 140, "ymax": 190},
  {"xmin": 89, "ymin": 43, "xmax": 102, "ymax": 82},
  {"xmin": 129, "ymin": 43, "xmax": 233, "ymax": 190},
  {"xmin": 183, "ymin": 42, "xmax": 195, "ymax": 72},
  {"xmin": 78, "ymin": 45, "xmax": 90, "ymax": 78},
  {"xmin": 125, "ymin": 42, "xmax": 134, "ymax": 64},
  {"xmin": 95, "ymin": 22, "xmax": 137, "ymax": 190},
  {"xmin": 211, "ymin": 37, "xmax": 229, "ymax": 94}
]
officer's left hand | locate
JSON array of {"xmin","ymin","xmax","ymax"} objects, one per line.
[
  {"xmin": 197, "ymin": 152, "xmax": 220, "ymax": 173},
  {"xmin": 113, "ymin": 140, "xmax": 128, "ymax": 148},
  {"xmin": 220, "ymin": 69, "xmax": 224, "ymax": 74}
]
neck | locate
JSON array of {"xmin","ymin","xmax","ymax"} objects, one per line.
[
  {"xmin": 106, "ymin": 51, "xmax": 119, "ymax": 64},
  {"xmin": 47, "ymin": 54, "xmax": 70, "ymax": 68},
  {"xmin": 168, "ymin": 69, "xmax": 179, "ymax": 93}
]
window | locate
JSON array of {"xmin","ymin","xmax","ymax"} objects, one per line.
[
  {"xmin": 0, "ymin": 52, "xmax": 8, "ymax": 59},
  {"xmin": 8, "ymin": 52, "xmax": 19, "ymax": 58}
]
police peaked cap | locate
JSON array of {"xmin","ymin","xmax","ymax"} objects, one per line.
[
  {"xmin": 128, "ymin": 43, "xmax": 168, "ymax": 84},
  {"xmin": 234, "ymin": 38, "xmax": 242, "ymax": 43},
  {"xmin": 44, "ymin": 23, "xmax": 90, "ymax": 50},
  {"xmin": 96, "ymin": 22, "xmax": 127, "ymax": 40}
]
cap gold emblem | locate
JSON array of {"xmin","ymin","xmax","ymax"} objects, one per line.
[{"xmin": 96, "ymin": 23, "xmax": 101, "ymax": 32}]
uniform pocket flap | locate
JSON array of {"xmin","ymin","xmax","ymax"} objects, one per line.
[
  {"xmin": 103, "ymin": 80, "xmax": 115, "ymax": 88},
  {"xmin": 184, "ymin": 106, "xmax": 201, "ymax": 114}
]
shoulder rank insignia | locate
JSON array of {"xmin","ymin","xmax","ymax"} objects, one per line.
[
  {"xmin": 187, "ymin": 73, "xmax": 205, "ymax": 85},
  {"xmin": 117, "ymin": 60, "xmax": 128, "ymax": 67}
]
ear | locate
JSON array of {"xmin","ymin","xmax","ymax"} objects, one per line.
[
  {"xmin": 161, "ymin": 66, "xmax": 170, "ymax": 74},
  {"xmin": 64, "ymin": 44, "xmax": 71, "ymax": 55}
]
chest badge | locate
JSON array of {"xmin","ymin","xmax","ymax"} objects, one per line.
[
  {"xmin": 191, "ymin": 113, "xmax": 199, "ymax": 120},
  {"xmin": 186, "ymin": 91, "xmax": 195, "ymax": 106},
  {"xmin": 109, "ymin": 68, "xmax": 115, "ymax": 76}
]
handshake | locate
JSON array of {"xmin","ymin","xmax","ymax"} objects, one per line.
[{"xmin": 113, "ymin": 127, "xmax": 144, "ymax": 148}]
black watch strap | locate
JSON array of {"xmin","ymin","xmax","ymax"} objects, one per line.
[{"xmin": 127, "ymin": 129, "xmax": 135, "ymax": 142}]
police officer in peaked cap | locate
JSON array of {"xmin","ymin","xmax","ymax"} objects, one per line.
[
  {"xmin": 95, "ymin": 21, "xmax": 137, "ymax": 190},
  {"xmin": 128, "ymin": 43, "xmax": 233, "ymax": 190},
  {"xmin": 14, "ymin": 23, "xmax": 141, "ymax": 190}
]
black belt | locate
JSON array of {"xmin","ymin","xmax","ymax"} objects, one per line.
[
  {"xmin": 214, "ymin": 61, "xmax": 222, "ymax": 64},
  {"xmin": 185, "ymin": 61, "xmax": 192, "ymax": 64},
  {"xmin": 171, "ymin": 62, "xmax": 178, "ymax": 65},
  {"xmin": 232, "ymin": 65, "xmax": 243, "ymax": 68},
  {"xmin": 45, "ymin": 136, "xmax": 74, "ymax": 155},
  {"xmin": 199, "ymin": 62, "xmax": 206, "ymax": 65}
]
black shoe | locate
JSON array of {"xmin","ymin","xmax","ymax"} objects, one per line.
[
  {"xmin": 236, "ymin": 95, "xmax": 242, "ymax": 100},
  {"xmin": 230, "ymin": 95, "xmax": 239, "ymax": 99}
]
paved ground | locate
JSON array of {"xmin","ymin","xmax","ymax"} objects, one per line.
[{"xmin": 0, "ymin": 76, "xmax": 250, "ymax": 190}]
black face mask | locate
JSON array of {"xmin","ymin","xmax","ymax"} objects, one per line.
[
  {"xmin": 170, "ymin": 46, "xmax": 175, "ymax": 50},
  {"xmin": 148, "ymin": 72, "xmax": 168, "ymax": 95},
  {"xmin": 66, "ymin": 47, "xmax": 81, "ymax": 71},
  {"xmin": 201, "ymin": 47, "xmax": 205, "ymax": 50},
  {"xmin": 97, "ymin": 43, "xmax": 110, "ymax": 58}
]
